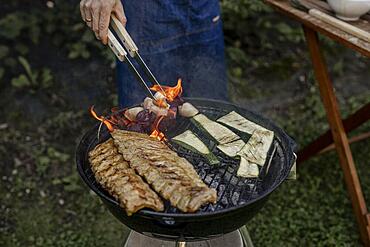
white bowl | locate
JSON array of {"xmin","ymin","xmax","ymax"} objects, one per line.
[{"xmin": 327, "ymin": 0, "xmax": 370, "ymax": 21}]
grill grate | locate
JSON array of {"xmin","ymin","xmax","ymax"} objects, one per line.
[{"xmin": 83, "ymin": 105, "xmax": 287, "ymax": 215}]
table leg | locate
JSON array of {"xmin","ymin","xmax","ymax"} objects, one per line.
[
  {"xmin": 303, "ymin": 25, "xmax": 370, "ymax": 245},
  {"xmin": 297, "ymin": 102, "xmax": 370, "ymax": 163}
]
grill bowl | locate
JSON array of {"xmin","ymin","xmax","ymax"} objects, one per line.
[{"xmin": 76, "ymin": 98, "xmax": 296, "ymax": 241}]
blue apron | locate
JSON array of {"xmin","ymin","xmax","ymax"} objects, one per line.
[{"xmin": 117, "ymin": 0, "xmax": 228, "ymax": 107}]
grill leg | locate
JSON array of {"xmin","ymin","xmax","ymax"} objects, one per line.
[
  {"xmin": 239, "ymin": 226, "xmax": 254, "ymax": 247},
  {"xmin": 175, "ymin": 241, "xmax": 186, "ymax": 247},
  {"xmin": 122, "ymin": 230, "xmax": 132, "ymax": 247}
]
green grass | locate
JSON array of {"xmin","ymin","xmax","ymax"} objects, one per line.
[{"xmin": 248, "ymin": 141, "xmax": 369, "ymax": 246}]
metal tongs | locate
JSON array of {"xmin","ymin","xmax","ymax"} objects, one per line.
[{"xmin": 107, "ymin": 15, "xmax": 165, "ymax": 99}]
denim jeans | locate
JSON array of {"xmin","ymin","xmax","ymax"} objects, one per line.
[{"xmin": 117, "ymin": 0, "xmax": 228, "ymax": 107}]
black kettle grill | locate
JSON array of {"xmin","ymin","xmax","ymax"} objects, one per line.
[{"xmin": 76, "ymin": 98, "xmax": 296, "ymax": 242}]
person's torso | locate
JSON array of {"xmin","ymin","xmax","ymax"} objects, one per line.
[{"xmin": 123, "ymin": 0, "xmax": 222, "ymax": 54}]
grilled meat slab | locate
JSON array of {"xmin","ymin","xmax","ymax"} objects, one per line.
[
  {"xmin": 89, "ymin": 139, "xmax": 164, "ymax": 216},
  {"xmin": 111, "ymin": 130, "xmax": 217, "ymax": 213}
]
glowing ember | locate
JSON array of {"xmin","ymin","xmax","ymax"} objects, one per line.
[
  {"xmin": 90, "ymin": 106, "xmax": 115, "ymax": 132},
  {"xmin": 151, "ymin": 78, "xmax": 182, "ymax": 102},
  {"xmin": 150, "ymin": 116, "xmax": 166, "ymax": 141},
  {"xmin": 150, "ymin": 129, "xmax": 165, "ymax": 141}
]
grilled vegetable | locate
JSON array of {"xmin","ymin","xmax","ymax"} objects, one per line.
[
  {"xmin": 172, "ymin": 130, "xmax": 219, "ymax": 165},
  {"xmin": 191, "ymin": 114, "xmax": 239, "ymax": 144},
  {"xmin": 111, "ymin": 130, "xmax": 217, "ymax": 213},
  {"xmin": 143, "ymin": 97, "xmax": 169, "ymax": 116},
  {"xmin": 237, "ymin": 129, "xmax": 274, "ymax": 166},
  {"xmin": 217, "ymin": 139, "xmax": 245, "ymax": 157},
  {"xmin": 237, "ymin": 157, "xmax": 259, "ymax": 178},
  {"xmin": 124, "ymin": 107, "xmax": 144, "ymax": 122},
  {"xmin": 217, "ymin": 111, "xmax": 266, "ymax": 135},
  {"xmin": 89, "ymin": 139, "xmax": 164, "ymax": 216},
  {"xmin": 178, "ymin": 102, "xmax": 199, "ymax": 118}
]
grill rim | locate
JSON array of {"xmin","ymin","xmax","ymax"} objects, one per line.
[{"xmin": 76, "ymin": 98, "xmax": 296, "ymax": 219}]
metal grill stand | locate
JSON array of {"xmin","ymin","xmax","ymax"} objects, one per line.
[{"xmin": 123, "ymin": 226, "xmax": 253, "ymax": 247}]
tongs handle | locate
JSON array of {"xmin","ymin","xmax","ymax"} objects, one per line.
[
  {"xmin": 107, "ymin": 18, "xmax": 155, "ymax": 99},
  {"xmin": 106, "ymin": 15, "xmax": 164, "ymax": 99},
  {"xmin": 109, "ymin": 15, "xmax": 138, "ymax": 57},
  {"xmin": 107, "ymin": 30, "xmax": 127, "ymax": 61}
]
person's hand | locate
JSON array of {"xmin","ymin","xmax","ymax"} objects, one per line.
[{"xmin": 80, "ymin": 0, "xmax": 127, "ymax": 45}]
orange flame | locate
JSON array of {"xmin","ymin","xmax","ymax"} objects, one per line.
[
  {"xmin": 90, "ymin": 106, "xmax": 114, "ymax": 132},
  {"xmin": 89, "ymin": 79, "xmax": 183, "ymax": 140},
  {"xmin": 150, "ymin": 116, "xmax": 166, "ymax": 141},
  {"xmin": 153, "ymin": 98, "xmax": 168, "ymax": 108},
  {"xmin": 151, "ymin": 78, "xmax": 182, "ymax": 102}
]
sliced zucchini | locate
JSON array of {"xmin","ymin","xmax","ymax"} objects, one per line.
[
  {"xmin": 237, "ymin": 157, "xmax": 259, "ymax": 178},
  {"xmin": 217, "ymin": 139, "xmax": 245, "ymax": 157},
  {"xmin": 217, "ymin": 111, "xmax": 266, "ymax": 135},
  {"xmin": 191, "ymin": 114, "xmax": 239, "ymax": 144},
  {"xmin": 237, "ymin": 129, "xmax": 274, "ymax": 166},
  {"xmin": 172, "ymin": 130, "xmax": 220, "ymax": 165}
]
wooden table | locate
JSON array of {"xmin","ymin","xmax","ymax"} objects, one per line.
[{"xmin": 264, "ymin": 0, "xmax": 370, "ymax": 245}]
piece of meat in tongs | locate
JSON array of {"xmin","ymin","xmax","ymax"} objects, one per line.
[
  {"xmin": 89, "ymin": 139, "xmax": 164, "ymax": 215},
  {"xmin": 111, "ymin": 130, "xmax": 217, "ymax": 213}
]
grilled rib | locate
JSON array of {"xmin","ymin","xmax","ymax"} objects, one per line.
[
  {"xmin": 111, "ymin": 129, "xmax": 217, "ymax": 213},
  {"xmin": 89, "ymin": 138, "xmax": 164, "ymax": 216}
]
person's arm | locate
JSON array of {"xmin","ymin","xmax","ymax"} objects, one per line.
[{"xmin": 80, "ymin": 0, "xmax": 127, "ymax": 44}]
